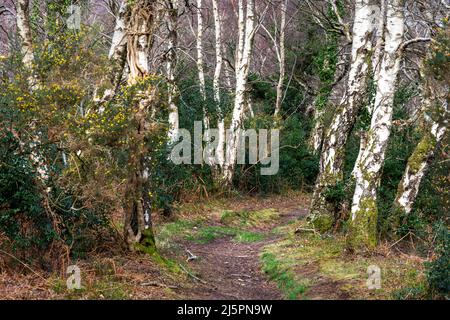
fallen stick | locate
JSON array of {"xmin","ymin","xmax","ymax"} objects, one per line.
[
  {"xmin": 141, "ymin": 281, "xmax": 178, "ymax": 289},
  {"xmin": 179, "ymin": 263, "xmax": 207, "ymax": 284}
]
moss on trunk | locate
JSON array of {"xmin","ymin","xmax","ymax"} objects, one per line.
[{"xmin": 347, "ymin": 198, "xmax": 378, "ymax": 251}]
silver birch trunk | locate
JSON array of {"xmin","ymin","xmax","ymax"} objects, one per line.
[
  {"xmin": 274, "ymin": 0, "xmax": 287, "ymax": 117},
  {"xmin": 212, "ymin": 0, "xmax": 225, "ymax": 168},
  {"xmin": 223, "ymin": 0, "xmax": 256, "ymax": 184},
  {"xmin": 349, "ymin": 0, "xmax": 405, "ymax": 250},
  {"xmin": 309, "ymin": 0, "xmax": 380, "ymax": 231},
  {"xmin": 108, "ymin": 0, "xmax": 129, "ymax": 92},
  {"xmin": 16, "ymin": 0, "xmax": 50, "ymax": 184},
  {"xmin": 394, "ymin": 62, "xmax": 449, "ymax": 218},
  {"xmin": 166, "ymin": 0, "xmax": 179, "ymax": 143},
  {"xmin": 196, "ymin": 0, "xmax": 210, "ymax": 134}
]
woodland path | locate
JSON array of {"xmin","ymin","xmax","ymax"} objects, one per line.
[{"xmin": 174, "ymin": 204, "xmax": 309, "ymax": 300}]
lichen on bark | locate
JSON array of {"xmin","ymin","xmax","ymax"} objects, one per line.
[{"xmin": 347, "ymin": 197, "xmax": 378, "ymax": 251}]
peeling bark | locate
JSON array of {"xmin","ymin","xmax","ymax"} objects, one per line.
[
  {"xmin": 274, "ymin": 0, "xmax": 287, "ymax": 117},
  {"xmin": 165, "ymin": 0, "xmax": 179, "ymax": 143},
  {"xmin": 394, "ymin": 60, "xmax": 449, "ymax": 220},
  {"xmin": 108, "ymin": 0, "xmax": 129, "ymax": 93},
  {"xmin": 212, "ymin": 0, "xmax": 225, "ymax": 168},
  {"xmin": 196, "ymin": 0, "xmax": 210, "ymax": 133},
  {"xmin": 123, "ymin": 0, "xmax": 158, "ymax": 250},
  {"xmin": 349, "ymin": 0, "xmax": 405, "ymax": 250},
  {"xmin": 223, "ymin": 0, "xmax": 256, "ymax": 184},
  {"xmin": 310, "ymin": 0, "xmax": 380, "ymax": 228},
  {"xmin": 16, "ymin": 0, "xmax": 34, "ymax": 71}
]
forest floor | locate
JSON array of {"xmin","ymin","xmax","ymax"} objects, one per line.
[{"xmin": 0, "ymin": 191, "xmax": 428, "ymax": 300}]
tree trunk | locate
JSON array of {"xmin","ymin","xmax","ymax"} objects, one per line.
[
  {"xmin": 166, "ymin": 0, "xmax": 179, "ymax": 143},
  {"xmin": 16, "ymin": 0, "xmax": 50, "ymax": 184},
  {"xmin": 108, "ymin": 0, "xmax": 129, "ymax": 93},
  {"xmin": 274, "ymin": 0, "xmax": 287, "ymax": 117},
  {"xmin": 16, "ymin": 0, "xmax": 34, "ymax": 71},
  {"xmin": 394, "ymin": 59, "xmax": 448, "ymax": 221},
  {"xmin": 348, "ymin": 0, "xmax": 405, "ymax": 250},
  {"xmin": 212, "ymin": 0, "xmax": 225, "ymax": 169},
  {"xmin": 196, "ymin": 0, "xmax": 210, "ymax": 134},
  {"xmin": 309, "ymin": 0, "xmax": 380, "ymax": 232},
  {"xmin": 123, "ymin": 0, "xmax": 158, "ymax": 251},
  {"xmin": 223, "ymin": 0, "xmax": 256, "ymax": 184}
]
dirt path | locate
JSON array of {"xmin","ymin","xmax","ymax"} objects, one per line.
[{"xmin": 176, "ymin": 206, "xmax": 309, "ymax": 300}]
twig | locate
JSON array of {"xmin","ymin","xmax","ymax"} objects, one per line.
[
  {"xmin": 389, "ymin": 232, "xmax": 411, "ymax": 249},
  {"xmin": 186, "ymin": 249, "xmax": 199, "ymax": 262},
  {"xmin": 0, "ymin": 250, "xmax": 46, "ymax": 281},
  {"xmin": 295, "ymin": 227, "xmax": 319, "ymax": 235},
  {"xmin": 141, "ymin": 281, "xmax": 178, "ymax": 289},
  {"xmin": 179, "ymin": 263, "xmax": 206, "ymax": 284}
]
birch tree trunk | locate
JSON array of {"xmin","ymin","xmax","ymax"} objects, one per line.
[
  {"xmin": 212, "ymin": 0, "xmax": 225, "ymax": 168},
  {"xmin": 123, "ymin": 0, "xmax": 158, "ymax": 250},
  {"xmin": 108, "ymin": 0, "xmax": 129, "ymax": 93},
  {"xmin": 350, "ymin": 0, "xmax": 386, "ymax": 175},
  {"xmin": 348, "ymin": 0, "xmax": 405, "ymax": 250},
  {"xmin": 274, "ymin": 0, "xmax": 287, "ymax": 117},
  {"xmin": 166, "ymin": 0, "xmax": 179, "ymax": 143},
  {"xmin": 16, "ymin": 0, "xmax": 51, "ymax": 184},
  {"xmin": 196, "ymin": 0, "xmax": 210, "ymax": 134},
  {"xmin": 16, "ymin": 0, "xmax": 34, "ymax": 71},
  {"xmin": 309, "ymin": 0, "xmax": 380, "ymax": 231},
  {"xmin": 395, "ymin": 119, "xmax": 447, "ymax": 215},
  {"xmin": 223, "ymin": 0, "xmax": 256, "ymax": 184},
  {"xmin": 394, "ymin": 63, "xmax": 449, "ymax": 221}
]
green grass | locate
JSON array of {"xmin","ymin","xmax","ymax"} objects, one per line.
[
  {"xmin": 234, "ymin": 230, "xmax": 266, "ymax": 243},
  {"xmin": 50, "ymin": 275, "xmax": 130, "ymax": 300},
  {"xmin": 220, "ymin": 209, "xmax": 279, "ymax": 227},
  {"xmin": 186, "ymin": 226, "xmax": 266, "ymax": 244},
  {"xmin": 261, "ymin": 252, "xmax": 307, "ymax": 300}
]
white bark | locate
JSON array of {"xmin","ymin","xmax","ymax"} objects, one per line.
[
  {"xmin": 212, "ymin": 0, "xmax": 225, "ymax": 167},
  {"xmin": 396, "ymin": 121, "xmax": 447, "ymax": 214},
  {"xmin": 16, "ymin": 0, "xmax": 50, "ymax": 184},
  {"xmin": 223, "ymin": 0, "xmax": 256, "ymax": 184},
  {"xmin": 166, "ymin": 0, "xmax": 179, "ymax": 143},
  {"xmin": 109, "ymin": 0, "xmax": 128, "ymax": 60},
  {"xmin": 310, "ymin": 0, "xmax": 380, "ymax": 221},
  {"xmin": 274, "ymin": 0, "xmax": 287, "ymax": 117},
  {"xmin": 394, "ymin": 59, "xmax": 449, "ymax": 215},
  {"xmin": 16, "ymin": 0, "xmax": 34, "ymax": 70},
  {"xmin": 108, "ymin": 0, "xmax": 129, "ymax": 89},
  {"xmin": 349, "ymin": 0, "xmax": 405, "ymax": 249},
  {"xmin": 196, "ymin": 0, "xmax": 210, "ymax": 133}
]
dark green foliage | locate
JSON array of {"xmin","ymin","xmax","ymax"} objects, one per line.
[
  {"xmin": 425, "ymin": 222, "xmax": 449, "ymax": 297},
  {"xmin": 323, "ymin": 181, "xmax": 347, "ymax": 212},
  {"xmin": 235, "ymin": 115, "xmax": 319, "ymax": 194}
]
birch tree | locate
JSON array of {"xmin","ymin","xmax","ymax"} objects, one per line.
[
  {"xmin": 123, "ymin": 0, "xmax": 159, "ymax": 250},
  {"xmin": 165, "ymin": 0, "xmax": 179, "ymax": 143},
  {"xmin": 348, "ymin": 0, "xmax": 406, "ymax": 250},
  {"xmin": 196, "ymin": 0, "xmax": 210, "ymax": 133},
  {"xmin": 274, "ymin": 0, "xmax": 287, "ymax": 117},
  {"xmin": 394, "ymin": 51, "xmax": 449, "ymax": 221},
  {"xmin": 309, "ymin": 0, "xmax": 380, "ymax": 231},
  {"xmin": 15, "ymin": 0, "xmax": 51, "ymax": 184},
  {"xmin": 223, "ymin": 0, "xmax": 256, "ymax": 184},
  {"xmin": 108, "ymin": 0, "xmax": 129, "ymax": 94},
  {"xmin": 212, "ymin": 0, "xmax": 225, "ymax": 168},
  {"xmin": 16, "ymin": 0, "xmax": 35, "ymax": 86}
]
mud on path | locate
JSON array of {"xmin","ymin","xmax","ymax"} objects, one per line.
[{"xmin": 172, "ymin": 194, "xmax": 310, "ymax": 300}]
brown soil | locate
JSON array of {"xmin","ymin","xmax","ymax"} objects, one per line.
[{"xmin": 172, "ymin": 195, "xmax": 310, "ymax": 300}]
